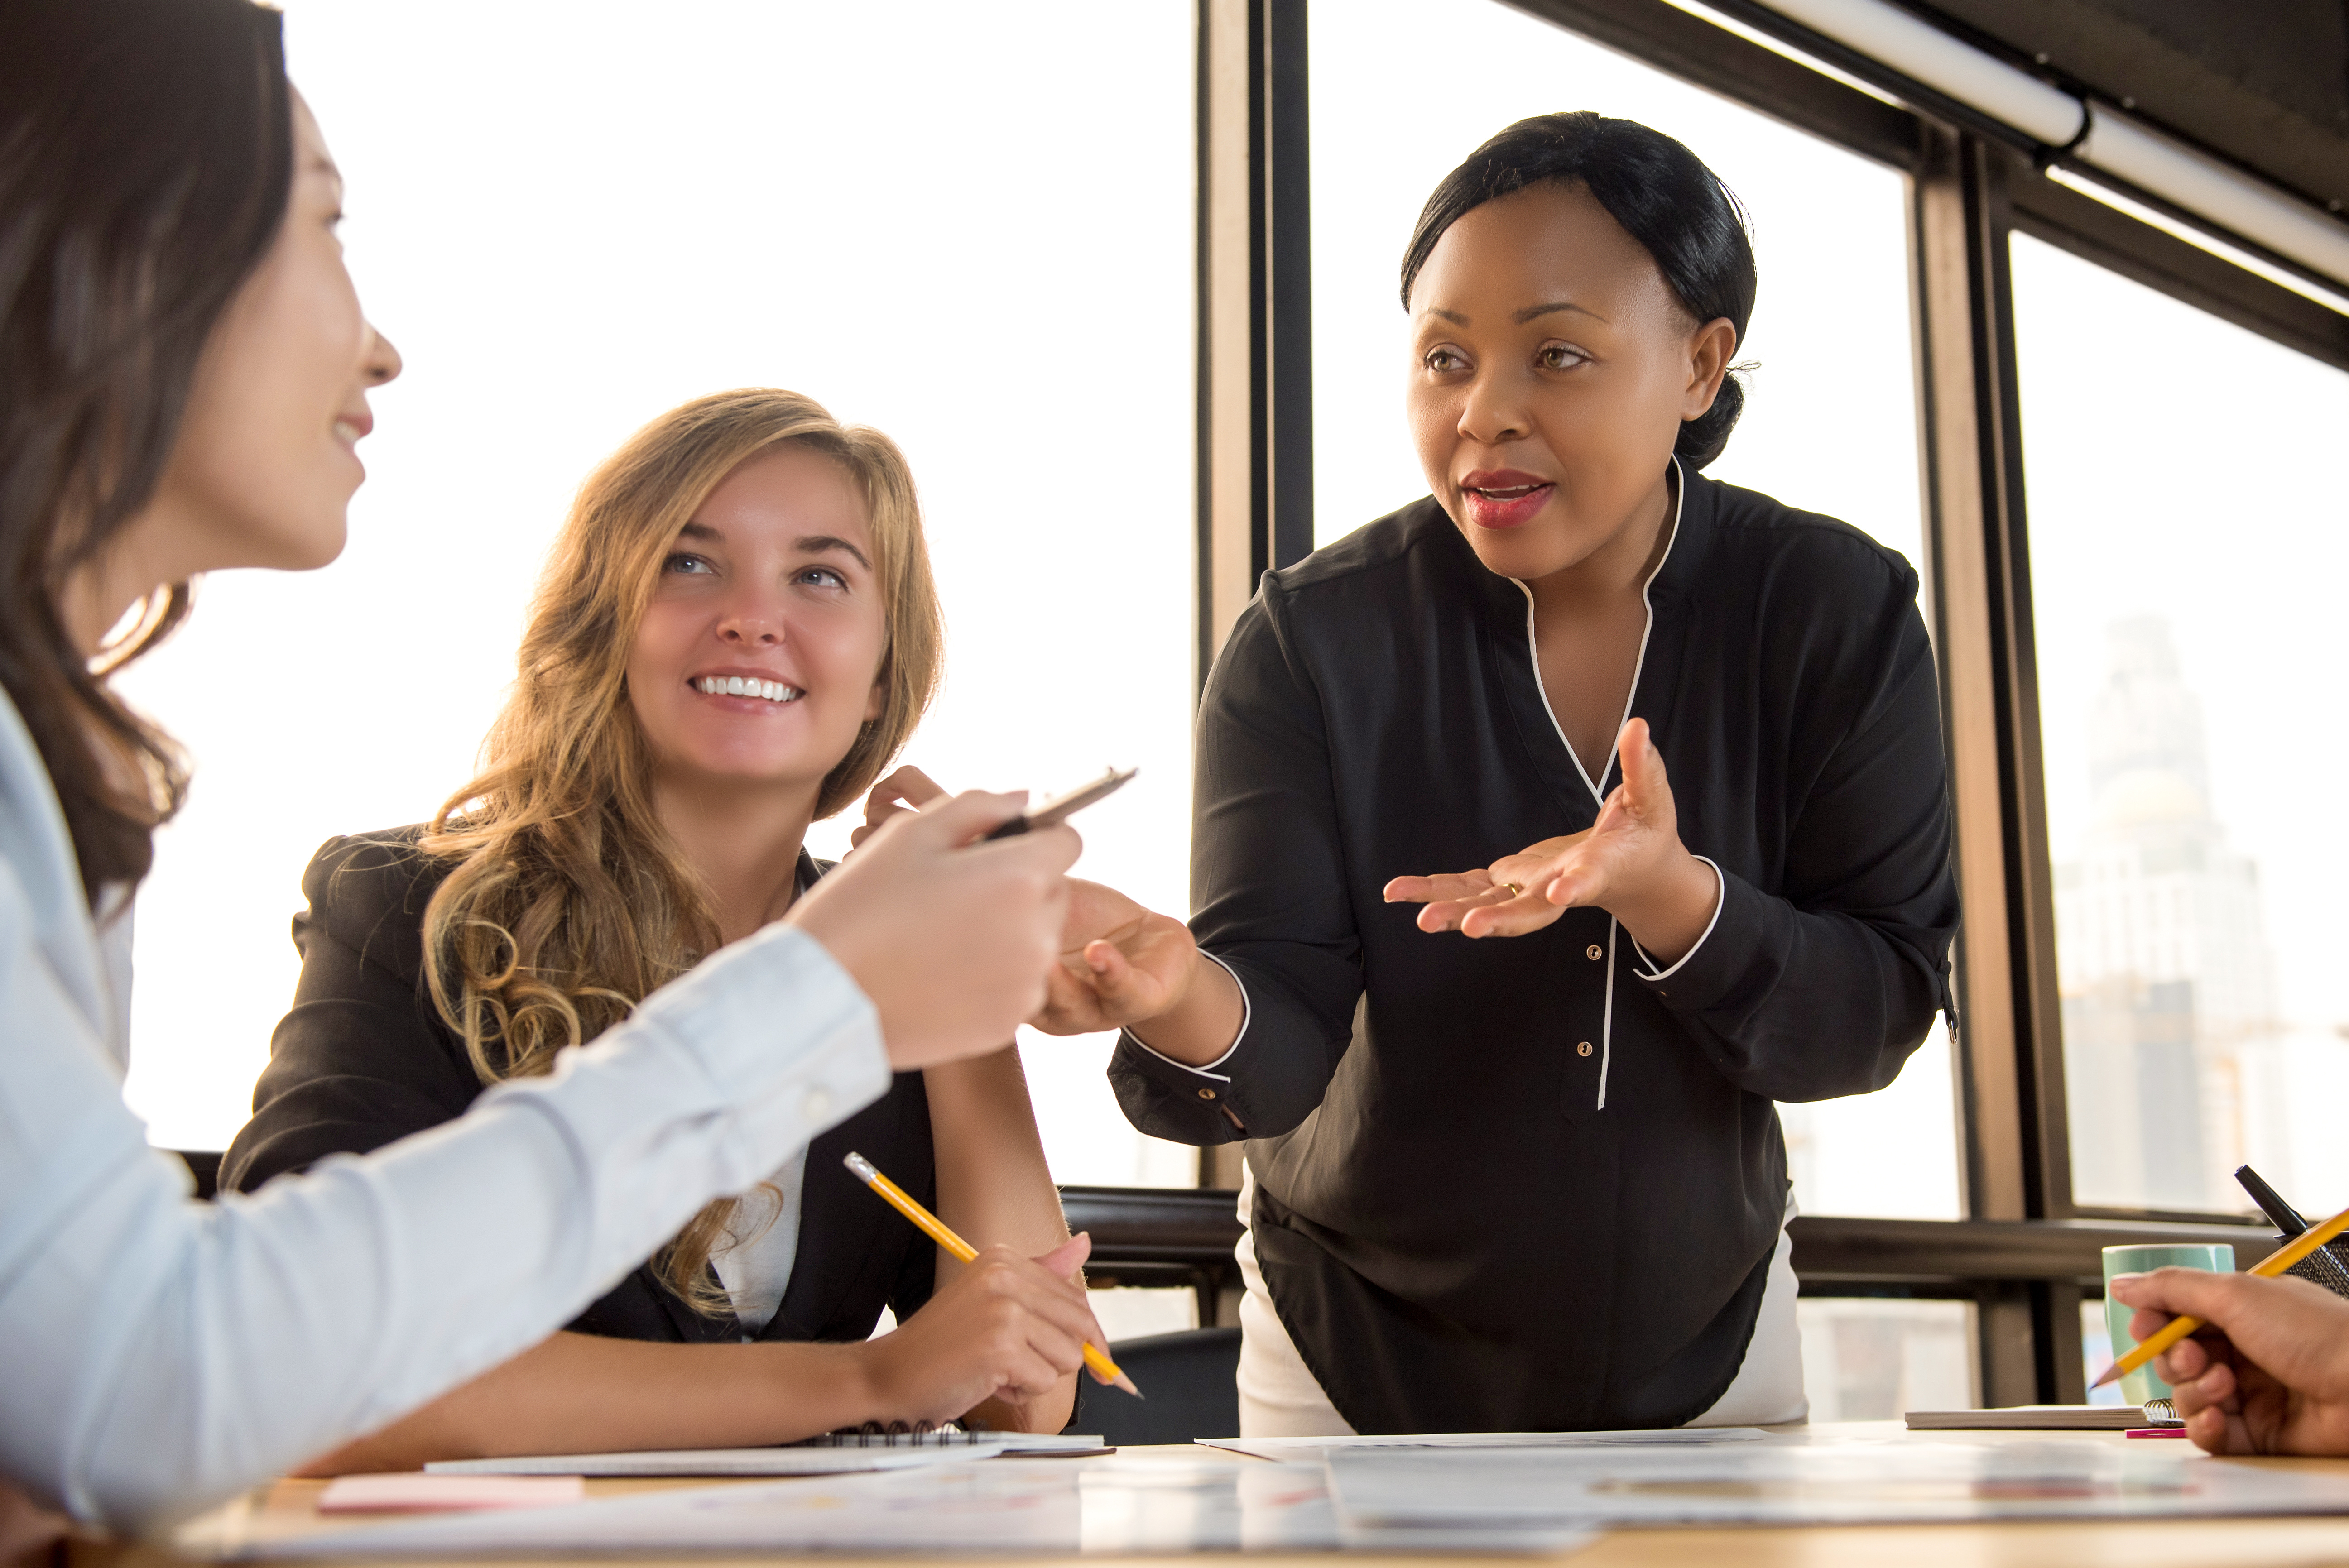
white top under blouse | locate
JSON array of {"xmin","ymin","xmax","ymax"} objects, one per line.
[{"xmin": 713, "ymin": 1148, "xmax": 809, "ymax": 1334}]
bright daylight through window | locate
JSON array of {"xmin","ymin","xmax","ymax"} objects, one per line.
[
  {"xmin": 2013, "ymin": 233, "xmax": 2349, "ymax": 1218},
  {"xmin": 115, "ymin": 1, "xmax": 1202, "ymax": 1206}
]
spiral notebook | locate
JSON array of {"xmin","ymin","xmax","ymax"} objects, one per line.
[
  {"xmin": 795, "ymin": 1426, "xmax": 1109, "ymax": 1454},
  {"xmin": 1904, "ymin": 1405, "xmax": 2177, "ymax": 1431}
]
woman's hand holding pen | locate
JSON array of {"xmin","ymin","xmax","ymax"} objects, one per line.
[
  {"xmin": 791, "ymin": 779, "xmax": 1076, "ymax": 1070},
  {"xmin": 855, "ymin": 769, "xmax": 1242, "ymax": 1064},
  {"xmin": 856, "ymin": 1234, "xmax": 1110, "ymax": 1429},
  {"xmin": 1384, "ymin": 718, "xmax": 1718, "ymax": 964},
  {"xmin": 855, "ymin": 770, "xmax": 1196, "ymax": 1030},
  {"xmin": 2109, "ymin": 1268, "xmax": 2349, "ymax": 1456}
]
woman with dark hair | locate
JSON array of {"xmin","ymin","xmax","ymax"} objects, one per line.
[
  {"xmin": 1026, "ymin": 112, "xmax": 1959, "ymax": 1434},
  {"xmin": 0, "ymin": 0, "xmax": 1090, "ymax": 1536}
]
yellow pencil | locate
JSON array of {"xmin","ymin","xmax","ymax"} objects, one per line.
[
  {"xmin": 2094, "ymin": 1199, "xmax": 2349, "ymax": 1389},
  {"xmin": 843, "ymin": 1151, "xmax": 1142, "ymax": 1399}
]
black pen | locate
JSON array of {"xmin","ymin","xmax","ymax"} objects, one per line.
[
  {"xmin": 980, "ymin": 767, "xmax": 1137, "ymax": 841},
  {"xmin": 2235, "ymin": 1163, "xmax": 2308, "ymax": 1237},
  {"xmin": 2236, "ymin": 1164, "xmax": 2349, "ymax": 1300}
]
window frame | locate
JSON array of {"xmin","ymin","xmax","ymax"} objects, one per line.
[{"xmin": 1162, "ymin": 0, "xmax": 2340, "ymax": 1403}]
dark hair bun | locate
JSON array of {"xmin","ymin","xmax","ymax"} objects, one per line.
[
  {"xmin": 1400, "ymin": 112, "xmax": 1757, "ymax": 471},
  {"xmin": 1677, "ymin": 364, "xmax": 1745, "ymax": 469}
]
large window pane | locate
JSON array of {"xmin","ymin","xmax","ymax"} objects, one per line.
[
  {"xmin": 2082, "ymin": 1296, "xmax": 2128, "ymax": 1405},
  {"xmin": 1797, "ymin": 1298, "xmax": 1976, "ymax": 1420},
  {"xmin": 115, "ymin": 1, "xmax": 1199, "ymax": 1188},
  {"xmin": 2014, "ymin": 232, "xmax": 2349, "ymax": 1215},
  {"xmin": 1308, "ymin": 0, "xmax": 1956, "ymax": 1218}
]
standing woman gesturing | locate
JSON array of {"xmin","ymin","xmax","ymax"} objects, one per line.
[
  {"xmin": 1039, "ymin": 114, "xmax": 1957, "ymax": 1435},
  {"xmin": 0, "ymin": 0, "xmax": 1083, "ymax": 1537}
]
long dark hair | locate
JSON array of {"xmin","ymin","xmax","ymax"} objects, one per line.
[
  {"xmin": 1400, "ymin": 112, "xmax": 1757, "ymax": 470},
  {"xmin": 0, "ymin": 0, "xmax": 293, "ymax": 902}
]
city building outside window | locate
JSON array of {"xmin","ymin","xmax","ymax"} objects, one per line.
[{"xmin": 2013, "ymin": 231, "xmax": 2349, "ymax": 1218}]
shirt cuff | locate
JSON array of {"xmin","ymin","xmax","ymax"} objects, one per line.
[
  {"xmin": 1629, "ymin": 855, "xmax": 1725, "ymax": 983},
  {"xmin": 618, "ymin": 923, "xmax": 891, "ymax": 1190},
  {"xmin": 1119, "ymin": 951, "xmax": 1250, "ymax": 1082}
]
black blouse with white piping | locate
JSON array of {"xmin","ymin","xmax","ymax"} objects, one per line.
[{"xmin": 1110, "ymin": 465, "xmax": 1958, "ymax": 1434}]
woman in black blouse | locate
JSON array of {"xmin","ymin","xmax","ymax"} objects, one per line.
[
  {"xmin": 225, "ymin": 389, "xmax": 1108, "ymax": 1468},
  {"xmin": 1028, "ymin": 113, "xmax": 1958, "ymax": 1434}
]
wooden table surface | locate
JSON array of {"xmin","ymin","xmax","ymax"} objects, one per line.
[{"xmin": 73, "ymin": 1425, "xmax": 2349, "ymax": 1568}]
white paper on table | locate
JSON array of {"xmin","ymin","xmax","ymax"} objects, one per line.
[
  {"xmin": 1323, "ymin": 1436, "xmax": 2349, "ymax": 1531},
  {"xmin": 315, "ymin": 1474, "xmax": 585, "ymax": 1513},
  {"xmin": 1200, "ymin": 1425, "xmax": 1768, "ymax": 1461},
  {"xmin": 196, "ymin": 1456, "xmax": 1594, "ymax": 1559},
  {"xmin": 423, "ymin": 1440, "xmax": 1005, "ymax": 1477}
]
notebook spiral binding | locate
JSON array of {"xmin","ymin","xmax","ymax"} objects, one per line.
[{"xmin": 792, "ymin": 1419, "xmax": 995, "ymax": 1448}]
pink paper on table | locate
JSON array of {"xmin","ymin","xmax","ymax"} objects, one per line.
[{"xmin": 317, "ymin": 1474, "xmax": 587, "ymax": 1513}]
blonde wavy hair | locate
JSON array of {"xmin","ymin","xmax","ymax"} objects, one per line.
[{"xmin": 418, "ymin": 388, "xmax": 943, "ymax": 1314}]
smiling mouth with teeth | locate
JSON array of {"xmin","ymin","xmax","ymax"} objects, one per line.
[{"xmin": 693, "ymin": 675, "xmax": 804, "ymax": 705}]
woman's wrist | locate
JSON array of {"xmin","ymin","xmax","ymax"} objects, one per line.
[
  {"xmin": 734, "ymin": 1339, "xmax": 894, "ymax": 1441},
  {"xmin": 1606, "ymin": 848, "xmax": 1719, "ymax": 966},
  {"xmin": 1124, "ymin": 949, "xmax": 1242, "ymax": 1067},
  {"xmin": 832, "ymin": 1338, "xmax": 902, "ymax": 1427}
]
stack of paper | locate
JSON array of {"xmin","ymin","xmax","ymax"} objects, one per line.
[
  {"xmin": 1201, "ymin": 1426, "xmax": 1767, "ymax": 1461},
  {"xmin": 1320, "ymin": 1435, "xmax": 2349, "ymax": 1534},
  {"xmin": 315, "ymin": 1476, "xmax": 583, "ymax": 1514},
  {"xmin": 207, "ymin": 1458, "xmax": 1460, "ymax": 1558},
  {"xmin": 183, "ymin": 1426, "xmax": 2349, "ymax": 1559},
  {"xmin": 423, "ymin": 1442, "xmax": 1005, "ymax": 1478}
]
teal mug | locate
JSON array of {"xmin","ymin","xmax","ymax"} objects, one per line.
[{"xmin": 2102, "ymin": 1243, "xmax": 2235, "ymax": 1404}]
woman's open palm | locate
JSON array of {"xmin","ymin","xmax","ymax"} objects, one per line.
[{"xmin": 1386, "ymin": 717, "xmax": 1690, "ymax": 940}]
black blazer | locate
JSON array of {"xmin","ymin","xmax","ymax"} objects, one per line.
[
  {"xmin": 1112, "ymin": 471, "xmax": 1958, "ymax": 1433},
  {"xmin": 222, "ymin": 829, "xmax": 938, "ymax": 1345}
]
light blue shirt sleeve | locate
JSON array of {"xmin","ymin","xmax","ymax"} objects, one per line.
[{"xmin": 0, "ymin": 847, "xmax": 888, "ymax": 1534}]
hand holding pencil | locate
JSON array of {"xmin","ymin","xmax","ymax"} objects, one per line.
[
  {"xmin": 847, "ymin": 1153, "xmax": 1141, "ymax": 1400},
  {"xmin": 2106, "ymin": 1205, "xmax": 2349, "ymax": 1457}
]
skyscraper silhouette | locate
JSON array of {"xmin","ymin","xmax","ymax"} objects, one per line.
[{"xmin": 2055, "ymin": 617, "xmax": 2280, "ymax": 1212}]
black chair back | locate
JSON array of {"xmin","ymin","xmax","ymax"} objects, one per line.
[{"xmin": 1067, "ymin": 1326, "xmax": 1240, "ymax": 1445}]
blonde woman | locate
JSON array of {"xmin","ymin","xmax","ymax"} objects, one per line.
[{"xmin": 221, "ymin": 390, "xmax": 1105, "ymax": 1469}]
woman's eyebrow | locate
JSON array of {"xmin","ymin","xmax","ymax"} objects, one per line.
[
  {"xmin": 796, "ymin": 534, "xmax": 872, "ymax": 570},
  {"xmin": 677, "ymin": 521, "xmax": 723, "ymax": 543},
  {"xmin": 303, "ymin": 153, "xmax": 343, "ymax": 197},
  {"xmin": 1513, "ymin": 299, "xmax": 1608, "ymax": 325}
]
